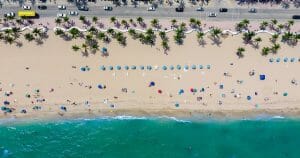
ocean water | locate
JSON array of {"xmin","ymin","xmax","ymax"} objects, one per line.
[{"xmin": 1, "ymin": 117, "xmax": 300, "ymax": 158}]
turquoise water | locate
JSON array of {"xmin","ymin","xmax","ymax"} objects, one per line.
[{"xmin": 1, "ymin": 117, "xmax": 300, "ymax": 158}]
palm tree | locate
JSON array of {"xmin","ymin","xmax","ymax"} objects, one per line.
[
  {"xmin": 55, "ymin": 29, "xmax": 64, "ymax": 36},
  {"xmin": 241, "ymin": 19, "xmax": 250, "ymax": 27},
  {"xmin": 254, "ymin": 37, "xmax": 262, "ymax": 48},
  {"xmin": 79, "ymin": 16, "xmax": 86, "ymax": 23},
  {"xmin": 242, "ymin": 31, "xmax": 255, "ymax": 43},
  {"xmin": 189, "ymin": 18, "xmax": 196, "ymax": 27},
  {"xmin": 161, "ymin": 40, "xmax": 169, "ymax": 51},
  {"xmin": 236, "ymin": 47, "xmax": 245, "ymax": 58},
  {"xmin": 136, "ymin": 17, "xmax": 144, "ymax": 24},
  {"xmin": 159, "ymin": 31, "xmax": 167, "ymax": 40},
  {"xmin": 24, "ymin": 33, "xmax": 35, "ymax": 42},
  {"xmin": 63, "ymin": 16, "xmax": 69, "ymax": 23},
  {"xmin": 128, "ymin": 29, "xmax": 137, "ymax": 37},
  {"xmin": 196, "ymin": 31, "xmax": 205, "ymax": 41},
  {"xmin": 210, "ymin": 28, "xmax": 222, "ymax": 39},
  {"xmin": 55, "ymin": 18, "xmax": 62, "ymax": 26},
  {"xmin": 92, "ymin": 16, "xmax": 98, "ymax": 24},
  {"xmin": 110, "ymin": 16, "xmax": 117, "ymax": 23},
  {"xmin": 270, "ymin": 33, "xmax": 279, "ymax": 43},
  {"xmin": 179, "ymin": 22, "xmax": 186, "ymax": 30},
  {"xmin": 286, "ymin": 20, "xmax": 294, "ymax": 30},
  {"xmin": 72, "ymin": 45, "xmax": 80, "ymax": 52},
  {"xmin": 259, "ymin": 21, "xmax": 268, "ymax": 30},
  {"xmin": 69, "ymin": 28, "xmax": 80, "ymax": 39},
  {"xmin": 195, "ymin": 20, "xmax": 201, "ymax": 29},
  {"xmin": 171, "ymin": 19, "xmax": 177, "ymax": 27},
  {"xmin": 270, "ymin": 19, "xmax": 278, "ymax": 30},
  {"xmin": 151, "ymin": 18, "xmax": 159, "ymax": 28},
  {"xmin": 81, "ymin": 43, "xmax": 88, "ymax": 53},
  {"xmin": 107, "ymin": 28, "xmax": 115, "ymax": 36},
  {"xmin": 121, "ymin": 20, "xmax": 128, "ymax": 28},
  {"xmin": 271, "ymin": 43, "xmax": 280, "ymax": 54},
  {"xmin": 277, "ymin": 24, "xmax": 284, "ymax": 32},
  {"xmin": 261, "ymin": 47, "xmax": 270, "ymax": 56},
  {"xmin": 97, "ymin": 32, "xmax": 106, "ymax": 40}
]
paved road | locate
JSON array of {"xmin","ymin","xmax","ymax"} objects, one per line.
[{"xmin": 0, "ymin": 5, "xmax": 299, "ymax": 21}]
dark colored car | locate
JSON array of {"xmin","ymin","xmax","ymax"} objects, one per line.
[
  {"xmin": 292, "ymin": 15, "xmax": 300, "ymax": 19},
  {"xmin": 78, "ymin": 6, "xmax": 89, "ymax": 11},
  {"xmin": 219, "ymin": 8, "xmax": 228, "ymax": 12},
  {"xmin": 38, "ymin": 5, "xmax": 47, "ymax": 10},
  {"xmin": 175, "ymin": 7, "xmax": 184, "ymax": 12}
]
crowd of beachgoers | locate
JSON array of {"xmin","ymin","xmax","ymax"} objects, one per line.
[{"xmin": 0, "ymin": 17, "xmax": 300, "ymax": 119}]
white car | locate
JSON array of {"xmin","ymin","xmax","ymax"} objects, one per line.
[
  {"xmin": 69, "ymin": 11, "xmax": 78, "ymax": 16},
  {"xmin": 208, "ymin": 12, "xmax": 217, "ymax": 17},
  {"xmin": 196, "ymin": 7, "xmax": 204, "ymax": 11},
  {"xmin": 147, "ymin": 6, "xmax": 156, "ymax": 11},
  {"xmin": 57, "ymin": 13, "xmax": 67, "ymax": 18},
  {"xmin": 103, "ymin": 6, "xmax": 113, "ymax": 11},
  {"xmin": 22, "ymin": 5, "xmax": 31, "ymax": 10},
  {"xmin": 58, "ymin": 5, "xmax": 66, "ymax": 10},
  {"xmin": 4, "ymin": 12, "xmax": 15, "ymax": 18}
]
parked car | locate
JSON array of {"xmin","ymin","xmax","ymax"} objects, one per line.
[
  {"xmin": 292, "ymin": 15, "xmax": 300, "ymax": 19},
  {"xmin": 175, "ymin": 7, "xmax": 184, "ymax": 12},
  {"xmin": 103, "ymin": 6, "xmax": 113, "ymax": 11},
  {"xmin": 57, "ymin": 13, "xmax": 67, "ymax": 18},
  {"xmin": 22, "ymin": 5, "xmax": 31, "ymax": 10},
  {"xmin": 58, "ymin": 5, "xmax": 66, "ymax": 10},
  {"xmin": 249, "ymin": 8, "xmax": 256, "ymax": 13},
  {"xmin": 196, "ymin": 7, "xmax": 204, "ymax": 11},
  {"xmin": 4, "ymin": 12, "xmax": 15, "ymax": 18},
  {"xmin": 147, "ymin": 6, "xmax": 156, "ymax": 11},
  {"xmin": 78, "ymin": 5, "xmax": 89, "ymax": 11},
  {"xmin": 38, "ymin": 5, "xmax": 47, "ymax": 10},
  {"xmin": 208, "ymin": 12, "xmax": 217, "ymax": 17},
  {"xmin": 219, "ymin": 8, "xmax": 228, "ymax": 12},
  {"xmin": 69, "ymin": 11, "xmax": 78, "ymax": 16}
]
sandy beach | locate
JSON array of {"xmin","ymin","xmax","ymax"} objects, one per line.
[{"xmin": 1, "ymin": 18, "xmax": 300, "ymax": 120}]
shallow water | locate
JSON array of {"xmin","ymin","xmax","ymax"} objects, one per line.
[{"xmin": 1, "ymin": 117, "xmax": 300, "ymax": 158}]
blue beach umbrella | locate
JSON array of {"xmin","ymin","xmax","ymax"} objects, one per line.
[
  {"xmin": 276, "ymin": 58, "xmax": 280, "ymax": 63},
  {"xmin": 80, "ymin": 67, "xmax": 86, "ymax": 71},
  {"xmin": 269, "ymin": 58, "xmax": 274, "ymax": 63},
  {"xmin": 98, "ymin": 84, "xmax": 103, "ymax": 89},
  {"xmin": 108, "ymin": 66, "xmax": 114, "ymax": 70},
  {"xmin": 283, "ymin": 92, "xmax": 288, "ymax": 96},
  {"xmin": 147, "ymin": 65, "xmax": 152, "ymax": 70},
  {"xmin": 102, "ymin": 47, "xmax": 107, "ymax": 53},
  {"xmin": 175, "ymin": 103, "xmax": 180, "ymax": 107},
  {"xmin": 131, "ymin": 65, "xmax": 137, "ymax": 70},
  {"xmin": 290, "ymin": 57, "xmax": 295, "ymax": 62},
  {"xmin": 283, "ymin": 57, "xmax": 288, "ymax": 62},
  {"xmin": 1, "ymin": 106, "xmax": 7, "ymax": 111},
  {"xmin": 162, "ymin": 65, "xmax": 167, "ymax": 70},
  {"xmin": 247, "ymin": 96, "xmax": 252, "ymax": 100},
  {"xmin": 199, "ymin": 65, "xmax": 203, "ymax": 69},
  {"xmin": 191, "ymin": 65, "xmax": 196, "ymax": 70},
  {"xmin": 3, "ymin": 101, "xmax": 10, "ymax": 105},
  {"xmin": 169, "ymin": 65, "xmax": 174, "ymax": 70},
  {"xmin": 116, "ymin": 65, "xmax": 121, "ymax": 70},
  {"xmin": 178, "ymin": 89, "xmax": 184, "ymax": 95},
  {"xmin": 100, "ymin": 65, "xmax": 106, "ymax": 71},
  {"xmin": 140, "ymin": 65, "xmax": 145, "ymax": 70},
  {"xmin": 206, "ymin": 65, "xmax": 211, "ymax": 69},
  {"xmin": 184, "ymin": 65, "xmax": 189, "ymax": 70},
  {"xmin": 259, "ymin": 74, "xmax": 266, "ymax": 80},
  {"xmin": 149, "ymin": 81, "xmax": 155, "ymax": 87},
  {"xmin": 177, "ymin": 65, "xmax": 181, "ymax": 70},
  {"xmin": 124, "ymin": 65, "xmax": 129, "ymax": 70}
]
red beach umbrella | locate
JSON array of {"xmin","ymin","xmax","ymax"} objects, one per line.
[{"xmin": 158, "ymin": 89, "xmax": 162, "ymax": 94}]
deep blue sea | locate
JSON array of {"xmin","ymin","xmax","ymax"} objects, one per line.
[{"xmin": 1, "ymin": 116, "xmax": 300, "ymax": 158}]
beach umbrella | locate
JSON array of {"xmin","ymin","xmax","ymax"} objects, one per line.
[
  {"xmin": 247, "ymin": 96, "xmax": 252, "ymax": 100},
  {"xmin": 290, "ymin": 57, "xmax": 295, "ymax": 62},
  {"xmin": 102, "ymin": 47, "xmax": 107, "ymax": 53},
  {"xmin": 169, "ymin": 65, "xmax": 174, "ymax": 70},
  {"xmin": 269, "ymin": 58, "xmax": 274, "ymax": 63},
  {"xmin": 3, "ymin": 101, "xmax": 10, "ymax": 105},
  {"xmin": 147, "ymin": 65, "xmax": 152, "ymax": 70},
  {"xmin": 283, "ymin": 92, "xmax": 288, "ymax": 96},
  {"xmin": 1, "ymin": 106, "xmax": 7, "ymax": 111},
  {"xmin": 178, "ymin": 89, "xmax": 184, "ymax": 95},
  {"xmin": 80, "ymin": 67, "xmax": 86, "ymax": 71},
  {"xmin": 60, "ymin": 106, "xmax": 67, "ymax": 111},
  {"xmin": 108, "ymin": 66, "xmax": 114, "ymax": 70},
  {"xmin": 124, "ymin": 65, "xmax": 129, "ymax": 70},
  {"xmin": 276, "ymin": 58, "xmax": 280, "ymax": 63},
  {"xmin": 199, "ymin": 65, "xmax": 203, "ymax": 69},
  {"xmin": 158, "ymin": 89, "xmax": 162, "ymax": 94},
  {"xmin": 131, "ymin": 65, "xmax": 137, "ymax": 70},
  {"xmin": 140, "ymin": 65, "xmax": 145, "ymax": 70},
  {"xmin": 283, "ymin": 57, "xmax": 288, "ymax": 62},
  {"xmin": 175, "ymin": 103, "xmax": 180, "ymax": 107},
  {"xmin": 206, "ymin": 65, "xmax": 211, "ymax": 69},
  {"xmin": 100, "ymin": 65, "xmax": 106, "ymax": 71},
  {"xmin": 191, "ymin": 65, "xmax": 196, "ymax": 70},
  {"xmin": 149, "ymin": 81, "xmax": 155, "ymax": 87},
  {"xmin": 184, "ymin": 65, "xmax": 189, "ymax": 70},
  {"xmin": 298, "ymin": 58, "xmax": 300, "ymax": 62},
  {"xmin": 20, "ymin": 109, "xmax": 27, "ymax": 114},
  {"xmin": 5, "ymin": 108, "xmax": 12, "ymax": 113},
  {"xmin": 259, "ymin": 74, "xmax": 266, "ymax": 80},
  {"xmin": 200, "ymin": 87, "xmax": 205, "ymax": 92},
  {"xmin": 86, "ymin": 67, "xmax": 90, "ymax": 71},
  {"xmin": 116, "ymin": 65, "xmax": 121, "ymax": 70},
  {"xmin": 162, "ymin": 65, "xmax": 167, "ymax": 70},
  {"xmin": 177, "ymin": 65, "xmax": 181, "ymax": 70},
  {"xmin": 98, "ymin": 84, "xmax": 103, "ymax": 89},
  {"xmin": 219, "ymin": 84, "xmax": 224, "ymax": 89}
]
